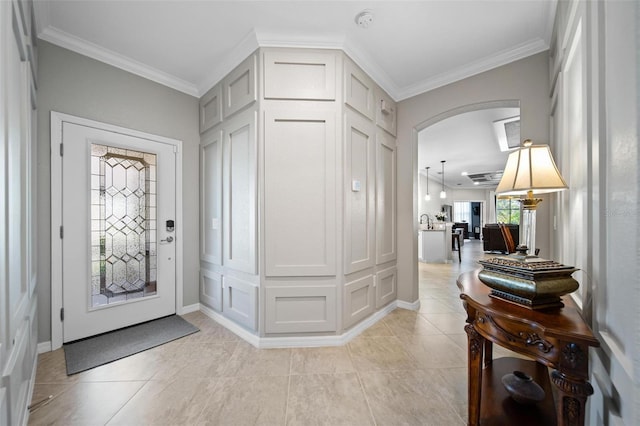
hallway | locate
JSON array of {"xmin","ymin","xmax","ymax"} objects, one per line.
[{"xmin": 29, "ymin": 241, "xmax": 493, "ymax": 425}]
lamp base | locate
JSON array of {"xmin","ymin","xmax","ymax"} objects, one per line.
[{"xmin": 509, "ymin": 245, "xmax": 539, "ymax": 261}]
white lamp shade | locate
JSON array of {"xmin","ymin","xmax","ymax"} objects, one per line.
[{"xmin": 496, "ymin": 142, "xmax": 568, "ymax": 195}]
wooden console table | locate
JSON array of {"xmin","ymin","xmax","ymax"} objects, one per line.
[{"xmin": 457, "ymin": 269, "xmax": 599, "ymax": 425}]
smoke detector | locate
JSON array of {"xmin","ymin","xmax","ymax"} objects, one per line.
[{"xmin": 355, "ymin": 10, "xmax": 374, "ymax": 29}]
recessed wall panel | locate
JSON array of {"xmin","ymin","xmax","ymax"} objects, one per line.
[
  {"xmin": 344, "ymin": 275, "xmax": 374, "ymax": 328},
  {"xmin": 344, "ymin": 112, "xmax": 375, "ymax": 274},
  {"xmin": 265, "ymin": 285, "xmax": 336, "ymax": 333},
  {"xmin": 263, "ymin": 50, "xmax": 336, "ymax": 100},
  {"xmin": 223, "ymin": 276, "xmax": 257, "ymax": 331},
  {"xmin": 376, "ymin": 267, "xmax": 397, "ymax": 308},
  {"xmin": 264, "ymin": 109, "xmax": 336, "ymax": 276},
  {"xmin": 223, "ymin": 110, "xmax": 257, "ymax": 274},
  {"xmin": 223, "ymin": 54, "xmax": 257, "ymax": 118},
  {"xmin": 376, "ymin": 130, "xmax": 397, "ymax": 264},
  {"xmin": 344, "ymin": 59, "xmax": 374, "ymax": 119},
  {"xmin": 201, "ymin": 130, "xmax": 222, "ymax": 265},
  {"xmin": 200, "ymin": 269, "xmax": 222, "ymax": 312},
  {"xmin": 200, "ymin": 84, "xmax": 222, "ymax": 133}
]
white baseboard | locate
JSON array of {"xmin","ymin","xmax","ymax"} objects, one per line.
[
  {"xmin": 180, "ymin": 303, "xmax": 201, "ymax": 315},
  {"xmin": 198, "ymin": 304, "xmax": 261, "ymax": 347},
  {"xmin": 22, "ymin": 353, "xmax": 39, "ymax": 426},
  {"xmin": 37, "ymin": 341, "xmax": 52, "ymax": 354},
  {"xmin": 199, "ymin": 300, "xmax": 399, "ymax": 349},
  {"xmin": 396, "ymin": 299, "xmax": 421, "ymax": 311}
]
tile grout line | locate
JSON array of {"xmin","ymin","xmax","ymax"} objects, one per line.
[
  {"xmin": 345, "ymin": 341, "xmax": 377, "ymax": 426},
  {"xmin": 355, "ymin": 370, "xmax": 378, "ymax": 426},
  {"xmin": 102, "ymin": 380, "xmax": 149, "ymax": 425},
  {"xmin": 282, "ymin": 348, "xmax": 294, "ymax": 426}
]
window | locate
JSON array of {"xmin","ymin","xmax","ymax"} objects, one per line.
[
  {"xmin": 496, "ymin": 198, "xmax": 520, "ymax": 224},
  {"xmin": 453, "ymin": 201, "xmax": 471, "ymax": 223}
]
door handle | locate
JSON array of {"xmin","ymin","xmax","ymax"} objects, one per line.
[{"xmin": 160, "ymin": 236, "xmax": 174, "ymax": 243}]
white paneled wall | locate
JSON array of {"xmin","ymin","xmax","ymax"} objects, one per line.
[
  {"xmin": 344, "ymin": 111, "xmax": 375, "ymax": 274},
  {"xmin": 550, "ymin": 1, "xmax": 639, "ymax": 424},
  {"xmin": 343, "ymin": 275, "xmax": 375, "ymax": 328},
  {"xmin": 376, "ymin": 130, "xmax": 396, "ymax": 264},
  {"xmin": 200, "ymin": 130, "xmax": 222, "ymax": 265},
  {"xmin": 199, "ymin": 48, "xmax": 397, "ymax": 340},
  {"xmin": 344, "ymin": 59, "xmax": 375, "ymax": 119},
  {"xmin": 222, "ymin": 276, "xmax": 257, "ymax": 331},
  {"xmin": 199, "ymin": 84, "xmax": 222, "ymax": 133},
  {"xmin": 223, "ymin": 54, "xmax": 257, "ymax": 118},
  {"xmin": 263, "ymin": 49, "xmax": 336, "ymax": 101},
  {"xmin": 376, "ymin": 267, "xmax": 397, "ymax": 309},
  {"xmin": 265, "ymin": 284, "xmax": 337, "ymax": 333},
  {"xmin": 263, "ymin": 109, "xmax": 337, "ymax": 277},
  {"xmin": 199, "ymin": 53, "xmax": 259, "ymax": 332},
  {"xmin": 223, "ymin": 109, "xmax": 257, "ymax": 275},
  {"xmin": 1, "ymin": 0, "xmax": 38, "ymax": 424},
  {"xmin": 200, "ymin": 269, "xmax": 222, "ymax": 312}
]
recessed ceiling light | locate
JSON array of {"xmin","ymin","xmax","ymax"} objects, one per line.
[
  {"xmin": 461, "ymin": 171, "xmax": 468, "ymax": 176},
  {"xmin": 355, "ymin": 10, "xmax": 374, "ymax": 29}
]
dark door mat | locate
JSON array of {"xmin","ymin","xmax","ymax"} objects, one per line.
[{"xmin": 63, "ymin": 315, "xmax": 199, "ymax": 375}]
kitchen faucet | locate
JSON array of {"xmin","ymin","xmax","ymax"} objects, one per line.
[{"xmin": 420, "ymin": 214, "xmax": 432, "ymax": 228}]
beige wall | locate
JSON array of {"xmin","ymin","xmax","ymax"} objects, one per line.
[
  {"xmin": 396, "ymin": 52, "xmax": 551, "ymax": 302},
  {"xmin": 37, "ymin": 41, "xmax": 200, "ymax": 341}
]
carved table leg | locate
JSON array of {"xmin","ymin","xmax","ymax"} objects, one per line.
[
  {"xmin": 483, "ymin": 340, "xmax": 493, "ymax": 368},
  {"xmin": 550, "ymin": 342, "xmax": 595, "ymax": 425},
  {"xmin": 465, "ymin": 324, "xmax": 484, "ymax": 426},
  {"xmin": 551, "ymin": 370, "xmax": 594, "ymax": 426}
]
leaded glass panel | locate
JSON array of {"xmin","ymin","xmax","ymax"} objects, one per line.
[{"xmin": 90, "ymin": 143, "xmax": 157, "ymax": 307}]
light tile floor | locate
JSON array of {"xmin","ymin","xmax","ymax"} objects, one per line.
[{"xmin": 29, "ymin": 240, "xmax": 498, "ymax": 426}]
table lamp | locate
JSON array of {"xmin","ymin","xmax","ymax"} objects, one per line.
[
  {"xmin": 495, "ymin": 139, "xmax": 568, "ymax": 257},
  {"xmin": 477, "ymin": 139, "xmax": 576, "ymax": 310}
]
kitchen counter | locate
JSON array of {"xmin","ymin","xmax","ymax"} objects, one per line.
[{"xmin": 418, "ymin": 223, "xmax": 453, "ymax": 263}]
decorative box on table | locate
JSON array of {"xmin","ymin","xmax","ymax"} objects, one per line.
[{"xmin": 477, "ymin": 256, "xmax": 579, "ymax": 310}]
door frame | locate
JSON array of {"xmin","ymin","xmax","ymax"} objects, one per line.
[{"xmin": 50, "ymin": 111, "xmax": 184, "ymax": 350}]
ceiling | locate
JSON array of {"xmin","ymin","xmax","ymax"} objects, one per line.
[
  {"xmin": 418, "ymin": 107, "xmax": 521, "ymax": 190},
  {"xmin": 34, "ymin": 0, "xmax": 556, "ymax": 100}
]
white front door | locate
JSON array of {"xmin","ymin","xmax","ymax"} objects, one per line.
[{"xmin": 59, "ymin": 119, "xmax": 177, "ymax": 342}]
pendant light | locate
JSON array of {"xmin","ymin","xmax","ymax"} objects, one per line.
[
  {"xmin": 440, "ymin": 160, "xmax": 447, "ymax": 199},
  {"xmin": 424, "ymin": 167, "xmax": 431, "ymax": 201}
]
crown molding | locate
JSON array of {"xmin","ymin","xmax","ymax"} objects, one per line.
[
  {"xmin": 342, "ymin": 38, "xmax": 401, "ymax": 101},
  {"xmin": 33, "ymin": 0, "xmax": 50, "ymax": 36},
  {"xmin": 256, "ymin": 29, "xmax": 345, "ymax": 50},
  {"xmin": 38, "ymin": 26, "xmax": 199, "ymax": 97},
  {"xmin": 197, "ymin": 30, "xmax": 346, "ymax": 97},
  {"xmin": 543, "ymin": 0, "xmax": 559, "ymax": 45},
  {"xmin": 196, "ymin": 29, "xmax": 259, "ymax": 96},
  {"xmin": 254, "ymin": 29, "xmax": 401, "ymax": 101},
  {"xmin": 35, "ymin": 22, "xmax": 550, "ymax": 102},
  {"xmin": 196, "ymin": 29, "xmax": 401, "ymax": 101},
  {"xmin": 395, "ymin": 38, "xmax": 550, "ymax": 101}
]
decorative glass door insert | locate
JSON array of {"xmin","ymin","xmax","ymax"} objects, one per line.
[{"xmin": 90, "ymin": 143, "xmax": 157, "ymax": 307}]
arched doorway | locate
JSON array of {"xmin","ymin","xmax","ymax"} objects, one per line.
[{"xmin": 411, "ymin": 100, "xmax": 520, "ymax": 297}]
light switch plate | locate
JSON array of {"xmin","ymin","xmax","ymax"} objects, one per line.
[{"xmin": 352, "ymin": 180, "xmax": 361, "ymax": 192}]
